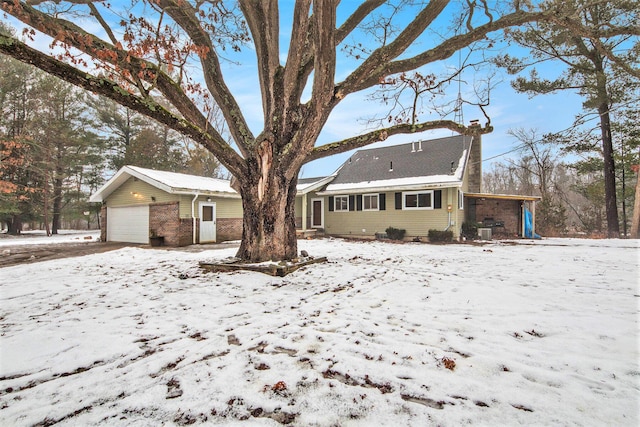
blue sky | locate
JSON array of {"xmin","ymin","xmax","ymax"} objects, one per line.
[{"xmin": 2, "ymin": 2, "xmax": 586, "ymax": 179}]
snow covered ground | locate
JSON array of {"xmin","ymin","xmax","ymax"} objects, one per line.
[
  {"xmin": 0, "ymin": 229, "xmax": 101, "ymax": 246},
  {"xmin": 0, "ymin": 237, "xmax": 638, "ymax": 426}
]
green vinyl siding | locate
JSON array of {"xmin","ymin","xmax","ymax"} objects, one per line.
[
  {"xmin": 214, "ymin": 197, "xmax": 243, "ymax": 218},
  {"xmin": 323, "ymin": 189, "xmax": 459, "ymax": 238},
  {"xmin": 297, "ymin": 191, "xmax": 321, "ymax": 226},
  {"xmin": 295, "ymin": 195, "xmax": 303, "ymax": 214},
  {"xmin": 105, "ymin": 178, "xmax": 178, "ymax": 207}
]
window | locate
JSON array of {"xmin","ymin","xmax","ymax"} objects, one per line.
[
  {"xmin": 202, "ymin": 205, "xmax": 214, "ymax": 221},
  {"xmin": 403, "ymin": 191, "xmax": 433, "ymax": 210},
  {"xmin": 363, "ymin": 194, "xmax": 379, "ymax": 211},
  {"xmin": 334, "ymin": 195, "xmax": 349, "ymax": 211},
  {"xmin": 458, "ymin": 190, "xmax": 464, "ymax": 210}
]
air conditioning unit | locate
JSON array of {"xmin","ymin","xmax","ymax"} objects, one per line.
[{"xmin": 478, "ymin": 227, "xmax": 492, "ymax": 240}]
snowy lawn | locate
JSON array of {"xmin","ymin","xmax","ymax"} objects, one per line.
[
  {"xmin": 0, "ymin": 238, "xmax": 638, "ymax": 426},
  {"xmin": 0, "ymin": 230, "xmax": 100, "ymax": 246}
]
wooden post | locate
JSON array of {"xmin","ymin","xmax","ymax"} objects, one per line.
[
  {"xmin": 302, "ymin": 193, "xmax": 308, "ymax": 232},
  {"xmin": 521, "ymin": 202, "xmax": 525, "ymax": 238},
  {"xmin": 532, "ymin": 200, "xmax": 536, "ymax": 238}
]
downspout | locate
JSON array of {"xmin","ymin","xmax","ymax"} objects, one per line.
[
  {"xmin": 191, "ymin": 192, "xmax": 199, "ymax": 244},
  {"xmin": 444, "ymin": 210, "xmax": 451, "ymax": 231}
]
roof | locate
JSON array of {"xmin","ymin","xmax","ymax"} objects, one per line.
[
  {"xmin": 296, "ymin": 176, "xmax": 335, "ymax": 194},
  {"xmin": 89, "ymin": 165, "xmax": 239, "ymax": 202},
  {"xmin": 320, "ymin": 135, "xmax": 473, "ymax": 195},
  {"xmin": 465, "ymin": 192, "xmax": 542, "ymax": 201}
]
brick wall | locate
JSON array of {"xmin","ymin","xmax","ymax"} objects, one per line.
[
  {"xmin": 217, "ymin": 218, "xmax": 243, "ymax": 242},
  {"xmin": 178, "ymin": 218, "xmax": 193, "ymax": 246},
  {"xmin": 473, "ymin": 198, "xmax": 521, "ymax": 237},
  {"xmin": 149, "ymin": 202, "xmax": 182, "ymax": 246}
]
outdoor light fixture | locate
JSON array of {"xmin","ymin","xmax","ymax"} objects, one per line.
[
  {"xmin": 151, "ymin": 196, "xmax": 156, "ymax": 202},
  {"xmin": 207, "ymin": 197, "xmax": 212, "ymax": 202}
]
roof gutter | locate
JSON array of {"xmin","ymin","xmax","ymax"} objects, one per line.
[
  {"xmin": 175, "ymin": 190, "xmax": 240, "ymax": 199},
  {"xmin": 295, "ymin": 175, "xmax": 337, "ymax": 195},
  {"xmin": 318, "ymin": 181, "xmax": 462, "ymax": 196}
]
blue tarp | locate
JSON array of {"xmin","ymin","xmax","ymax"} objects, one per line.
[{"xmin": 524, "ymin": 209, "xmax": 541, "ymax": 239}]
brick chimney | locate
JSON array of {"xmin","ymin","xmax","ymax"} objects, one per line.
[{"xmin": 467, "ymin": 120, "xmax": 482, "ymax": 193}]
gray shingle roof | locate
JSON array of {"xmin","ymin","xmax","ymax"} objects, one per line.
[
  {"xmin": 329, "ymin": 135, "xmax": 472, "ymax": 186},
  {"xmin": 298, "ymin": 176, "xmax": 329, "ymax": 185}
]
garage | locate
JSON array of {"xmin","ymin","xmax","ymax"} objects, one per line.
[
  {"xmin": 106, "ymin": 205, "xmax": 149, "ymax": 244},
  {"xmin": 91, "ymin": 166, "xmax": 243, "ymax": 246}
]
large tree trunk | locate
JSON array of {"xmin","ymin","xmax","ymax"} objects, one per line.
[
  {"xmin": 7, "ymin": 215, "xmax": 22, "ymax": 235},
  {"xmin": 236, "ymin": 164, "xmax": 299, "ymax": 263},
  {"xmin": 598, "ymin": 102, "xmax": 620, "ymax": 238},
  {"xmin": 51, "ymin": 176, "xmax": 63, "ymax": 234}
]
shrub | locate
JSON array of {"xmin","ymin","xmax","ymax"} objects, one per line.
[
  {"xmin": 428, "ymin": 229, "xmax": 453, "ymax": 242},
  {"xmin": 385, "ymin": 226, "xmax": 406, "ymax": 240},
  {"xmin": 461, "ymin": 221, "xmax": 479, "ymax": 240}
]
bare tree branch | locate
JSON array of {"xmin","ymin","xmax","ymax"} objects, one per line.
[
  {"xmin": 1, "ymin": 0, "xmax": 220, "ymax": 147},
  {"xmin": 0, "ymin": 33, "xmax": 246, "ymax": 177},
  {"xmin": 238, "ymin": 0, "xmax": 281, "ymax": 125},
  {"xmin": 282, "ymin": 0, "xmax": 311, "ymax": 109},
  {"xmin": 158, "ymin": 0, "xmax": 255, "ymax": 155},
  {"xmin": 309, "ymin": 1, "xmax": 337, "ymax": 123},
  {"xmin": 339, "ymin": 10, "xmax": 555, "ymax": 96},
  {"xmin": 337, "ymin": 0, "xmax": 449, "ymax": 98},
  {"xmin": 305, "ymin": 120, "xmax": 491, "ymax": 163}
]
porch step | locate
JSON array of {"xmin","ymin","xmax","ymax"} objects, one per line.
[{"xmin": 296, "ymin": 229, "xmax": 321, "ymax": 238}]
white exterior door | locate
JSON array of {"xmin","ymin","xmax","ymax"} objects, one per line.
[
  {"xmin": 311, "ymin": 198, "xmax": 324, "ymax": 228},
  {"xmin": 107, "ymin": 205, "xmax": 149, "ymax": 244},
  {"xmin": 199, "ymin": 202, "xmax": 217, "ymax": 243}
]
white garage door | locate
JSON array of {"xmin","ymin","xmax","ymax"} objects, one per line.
[{"xmin": 107, "ymin": 206, "xmax": 149, "ymax": 244}]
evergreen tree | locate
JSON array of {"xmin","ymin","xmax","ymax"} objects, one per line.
[{"xmin": 498, "ymin": 0, "xmax": 640, "ymax": 237}]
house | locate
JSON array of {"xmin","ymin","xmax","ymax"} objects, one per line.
[
  {"xmin": 91, "ymin": 134, "xmax": 539, "ymax": 246},
  {"xmin": 296, "ymin": 134, "xmax": 539, "ymax": 240},
  {"xmin": 89, "ymin": 165, "xmax": 243, "ymax": 246},
  {"xmin": 298, "ymin": 134, "xmax": 474, "ymax": 239}
]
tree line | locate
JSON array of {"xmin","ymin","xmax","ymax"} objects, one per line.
[
  {"xmin": 484, "ymin": 119, "xmax": 639, "ymax": 237},
  {"xmin": 0, "ymin": 30, "xmax": 222, "ymax": 234}
]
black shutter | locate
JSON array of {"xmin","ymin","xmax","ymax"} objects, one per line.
[
  {"xmin": 379, "ymin": 193, "xmax": 386, "ymax": 211},
  {"xmin": 356, "ymin": 195, "xmax": 363, "ymax": 211},
  {"xmin": 348, "ymin": 195, "xmax": 355, "ymax": 211},
  {"xmin": 328, "ymin": 196, "xmax": 334, "ymax": 212},
  {"xmin": 395, "ymin": 192, "xmax": 402, "ymax": 210},
  {"xmin": 434, "ymin": 190, "xmax": 442, "ymax": 209}
]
